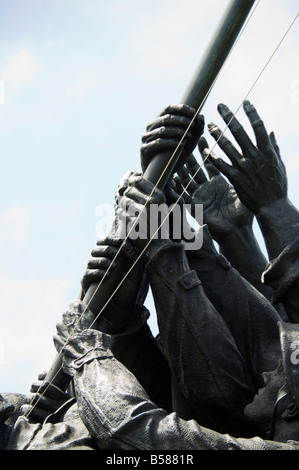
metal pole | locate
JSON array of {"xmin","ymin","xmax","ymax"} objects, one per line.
[
  {"xmin": 143, "ymin": 0, "xmax": 256, "ymax": 188},
  {"xmin": 43, "ymin": 0, "xmax": 256, "ymax": 392}
]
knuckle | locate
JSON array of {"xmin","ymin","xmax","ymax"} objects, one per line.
[
  {"xmin": 252, "ymin": 118, "xmax": 264, "ymax": 128},
  {"xmin": 162, "ymin": 114, "xmax": 172, "ymax": 124},
  {"xmin": 219, "ymin": 136, "xmax": 231, "ymax": 147},
  {"xmin": 161, "ymin": 104, "xmax": 172, "ymax": 114}
]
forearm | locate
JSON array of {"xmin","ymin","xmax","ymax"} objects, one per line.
[
  {"xmin": 144, "ymin": 239, "xmax": 257, "ymax": 435},
  {"xmin": 262, "ymin": 233, "xmax": 299, "ymax": 323},
  {"xmin": 218, "ymin": 225, "xmax": 273, "ymax": 299},
  {"xmin": 110, "ymin": 305, "xmax": 172, "ymax": 411},
  {"xmin": 62, "ymin": 331, "xmax": 299, "ymax": 451},
  {"xmin": 60, "ymin": 329, "xmax": 213, "ymax": 450},
  {"xmin": 256, "ymin": 197, "xmax": 299, "ymax": 260},
  {"xmin": 185, "ymin": 227, "xmax": 281, "ymax": 384}
]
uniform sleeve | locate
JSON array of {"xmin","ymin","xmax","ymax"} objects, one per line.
[
  {"xmin": 144, "ymin": 237, "xmax": 258, "ymax": 436},
  {"xmin": 61, "ymin": 330, "xmax": 299, "ymax": 451},
  {"xmin": 262, "ymin": 234, "xmax": 299, "ymax": 323}
]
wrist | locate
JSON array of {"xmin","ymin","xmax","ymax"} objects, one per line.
[
  {"xmin": 256, "ymin": 197, "xmax": 288, "ymax": 219},
  {"xmin": 142, "ymin": 237, "xmax": 182, "ymax": 262},
  {"xmin": 219, "ymin": 225, "xmax": 267, "ymax": 273},
  {"xmin": 129, "ymin": 235, "xmax": 180, "ymax": 262},
  {"xmin": 62, "ymin": 330, "xmax": 114, "ymax": 371},
  {"xmin": 256, "ymin": 197, "xmax": 299, "ymax": 259},
  {"xmin": 218, "ymin": 224, "xmax": 256, "ymax": 251},
  {"xmin": 215, "ymin": 222, "xmax": 253, "ymax": 244}
]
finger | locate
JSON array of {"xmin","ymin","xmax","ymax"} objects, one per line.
[
  {"xmin": 157, "ymin": 104, "xmax": 203, "ymax": 136},
  {"xmin": 172, "ymin": 176, "xmax": 192, "ymax": 203},
  {"xmin": 54, "ymin": 320, "xmax": 69, "ymax": 338},
  {"xmin": 186, "ymin": 154, "xmax": 207, "ymax": 184},
  {"xmin": 159, "ymin": 104, "xmax": 197, "ymax": 119},
  {"xmin": 180, "ymin": 114, "xmax": 205, "ymax": 164},
  {"xmin": 269, "ymin": 131, "xmax": 281, "ymax": 157},
  {"xmin": 142, "ymin": 126, "xmax": 193, "ymax": 144},
  {"xmin": 81, "ymin": 268, "xmax": 110, "ymax": 291},
  {"xmin": 177, "ymin": 165, "xmax": 190, "ymax": 187},
  {"xmin": 164, "ymin": 183, "xmax": 186, "ymax": 206},
  {"xmin": 116, "ymin": 171, "xmax": 135, "ymax": 195},
  {"xmin": 53, "ymin": 333, "xmax": 66, "ymax": 352},
  {"xmin": 201, "ymin": 148, "xmax": 220, "ymax": 178},
  {"xmin": 208, "ymin": 122, "xmax": 241, "ymax": 166},
  {"xmin": 217, "ymin": 103, "xmax": 255, "ymax": 153},
  {"xmin": 141, "ymin": 138, "xmax": 185, "ymax": 162},
  {"xmin": 129, "ymin": 176, "xmax": 165, "ymax": 204},
  {"xmin": 197, "ymin": 137, "xmax": 219, "ymax": 178},
  {"xmin": 96, "ymin": 236, "xmax": 122, "ymax": 248},
  {"xmin": 30, "ymin": 381, "xmax": 68, "ymax": 402},
  {"xmin": 118, "ymin": 198, "xmax": 148, "ymax": 234},
  {"xmin": 123, "ymin": 186, "xmax": 159, "ymax": 208},
  {"xmin": 30, "ymin": 381, "xmax": 46, "ymax": 393},
  {"xmin": 45, "ymin": 383, "xmax": 69, "ymax": 402},
  {"xmin": 173, "ymin": 174, "xmax": 191, "ymax": 201},
  {"xmin": 197, "ymin": 136, "xmax": 209, "ymax": 155},
  {"xmin": 91, "ymin": 244, "xmax": 119, "ymax": 259},
  {"xmin": 146, "ymin": 114, "xmax": 195, "ymax": 133},
  {"xmin": 243, "ymin": 100, "xmax": 270, "ymax": 149},
  {"xmin": 87, "ymin": 256, "xmax": 116, "ymax": 270},
  {"xmin": 20, "ymin": 404, "xmax": 50, "ymax": 423},
  {"xmin": 25, "ymin": 392, "xmax": 56, "ymax": 412},
  {"xmin": 37, "ymin": 371, "xmax": 47, "ymax": 381},
  {"xmin": 177, "ymin": 166, "xmax": 199, "ymax": 194},
  {"xmin": 206, "ymin": 153, "xmax": 236, "ymax": 182}
]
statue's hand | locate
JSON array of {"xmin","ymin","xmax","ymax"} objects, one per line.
[
  {"xmin": 20, "ymin": 371, "xmax": 70, "ymax": 423},
  {"xmin": 176, "ymin": 143, "xmax": 253, "ymax": 243},
  {"xmin": 80, "ymin": 234, "xmax": 143, "ymax": 330},
  {"xmin": 53, "ymin": 300, "xmax": 95, "ymax": 353},
  {"xmin": 116, "ymin": 173, "xmax": 171, "ymax": 253},
  {"xmin": 204, "ymin": 101, "xmax": 287, "ymax": 214},
  {"xmin": 140, "ymin": 104, "xmax": 204, "ymax": 173}
]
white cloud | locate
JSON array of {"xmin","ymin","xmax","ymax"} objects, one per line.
[{"xmin": 1, "ymin": 49, "xmax": 40, "ymax": 91}]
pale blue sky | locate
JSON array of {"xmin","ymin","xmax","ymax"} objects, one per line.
[{"xmin": 0, "ymin": 0, "xmax": 298, "ymax": 393}]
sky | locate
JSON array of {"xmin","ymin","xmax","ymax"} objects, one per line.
[{"xmin": 0, "ymin": 0, "xmax": 298, "ymax": 394}]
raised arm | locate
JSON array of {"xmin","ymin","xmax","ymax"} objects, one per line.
[
  {"xmin": 205, "ymin": 101, "xmax": 298, "ymax": 259},
  {"xmin": 176, "ymin": 144, "xmax": 273, "ymax": 300},
  {"xmin": 205, "ymin": 101, "xmax": 299, "ymax": 322}
]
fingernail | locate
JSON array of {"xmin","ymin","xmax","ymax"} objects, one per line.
[
  {"xmin": 217, "ymin": 103, "xmax": 229, "ymax": 113},
  {"xmin": 243, "ymin": 100, "xmax": 252, "ymax": 110},
  {"xmin": 208, "ymin": 122, "xmax": 218, "ymax": 132}
]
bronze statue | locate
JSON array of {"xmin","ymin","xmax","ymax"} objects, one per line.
[
  {"xmin": 2, "ymin": 100, "xmax": 298, "ymax": 450},
  {"xmin": 2, "ymin": 0, "xmax": 299, "ymax": 453}
]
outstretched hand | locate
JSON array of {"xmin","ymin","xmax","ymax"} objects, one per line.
[
  {"xmin": 175, "ymin": 138, "xmax": 253, "ymax": 244},
  {"xmin": 204, "ymin": 101, "xmax": 287, "ymax": 214}
]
